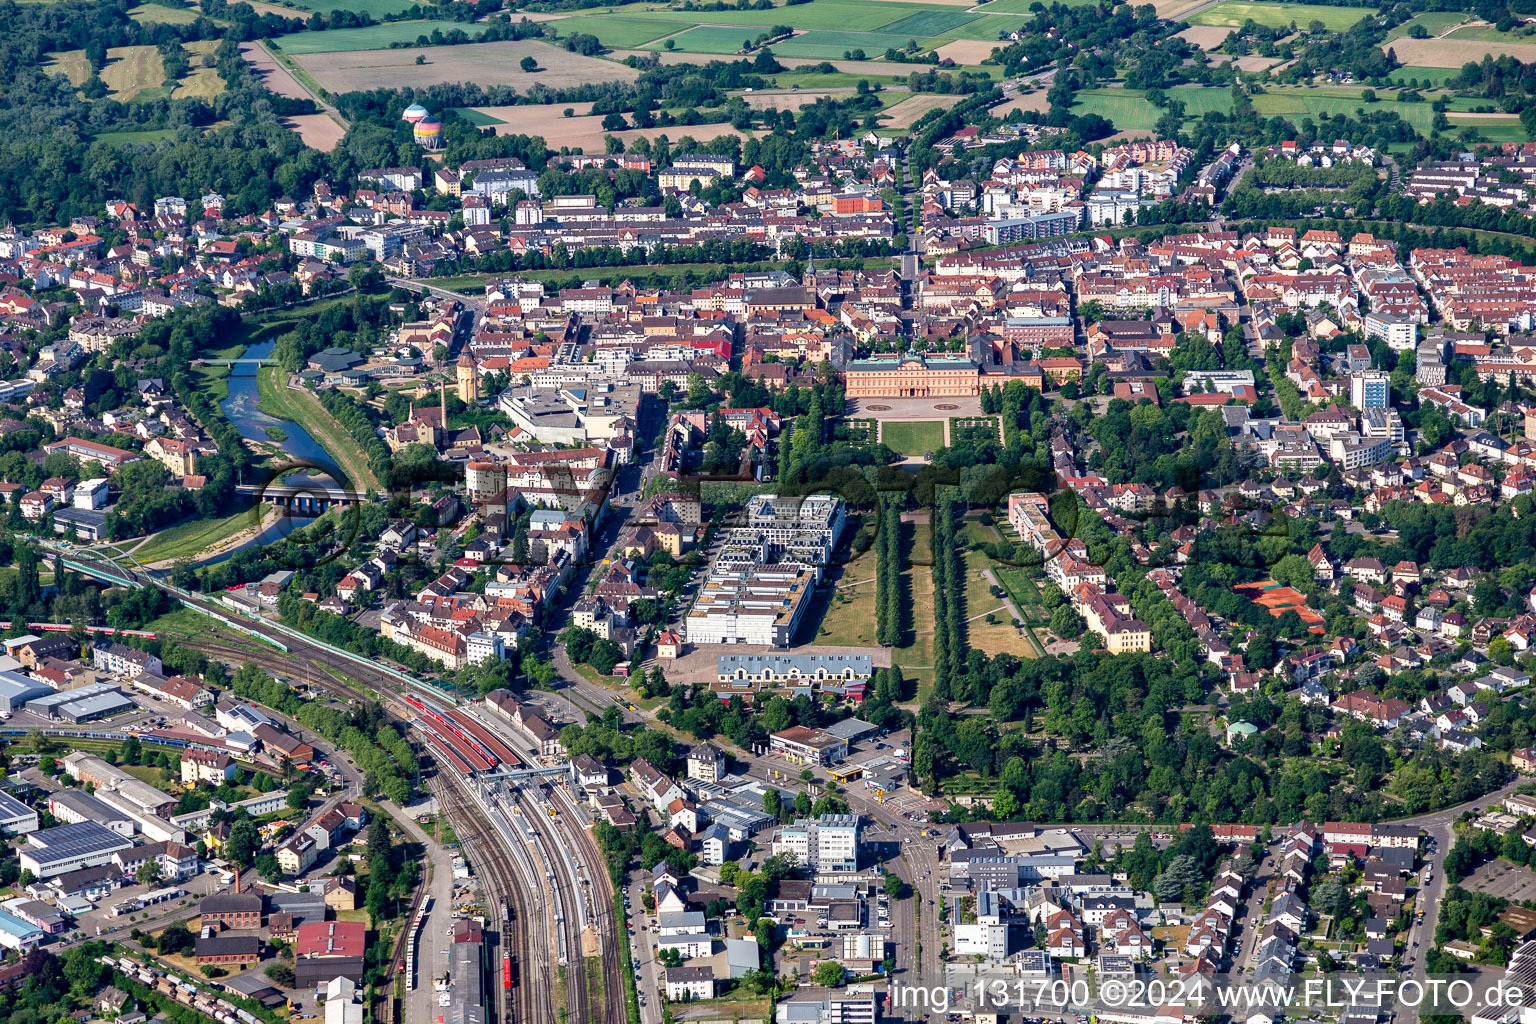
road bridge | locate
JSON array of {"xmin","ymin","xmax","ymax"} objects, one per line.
[{"xmin": 234, "ymin": 483, "xmax": 360, "ymax": 512}]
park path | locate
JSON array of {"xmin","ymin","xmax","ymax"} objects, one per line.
[{"xmin": 982, "ymin": 566, "xmax": 1045, "ymax": 656}]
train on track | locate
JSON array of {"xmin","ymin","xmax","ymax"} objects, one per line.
[
  {"xmin": 0, "ymin": 621, "xmax": 156, "ymax": 638},
  {"xmin": 504, "ymin": 954, "xmax": 516, "ymax": 989}
]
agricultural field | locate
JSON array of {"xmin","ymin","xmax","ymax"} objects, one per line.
[
  {"xmin": 449, "ymin": 106, "xmax": 507, "ymax": 126},
  {"xmin": 1384, "ymin": 36, "xmax": 1536, "ymax": 67},
  {"xmin": 876, "ymin": 9, "xmax": 982, "ymax": 37},
  {"xmin": 1175, "ymin": 25, "xmax": 1234, "ymax": 49},
  {"xmin": 172, "ymin": 39, "xmax": 223, "ymax": 101},
  {"xmin": 630, "ymin": 0, "xmax": 964, "ymax": 30},
  {"xmin": 283, "ymin": 113, "xmax": 347, "ymax": 151},
  {"xmin": 1186, "ymin": 1, "xmax": 1367, "ymax": 31},
  {"xmin": 548, "ymin": 15, "xmax": 680, "ymax": 49},
  {"xmin": 1071, "ymin": 84, "xmax": 1485, "ymax": 138},
  {"xmin": 1447, "ymin": 22, "xmax": 1536, "ymax": 43},
  {"xmin": 129, "ymin": 3, "xmax": 215, "ymax": 25},
  {"xmin": 773, "ymin": 31, "xmax": 918, "ymax": 60},
  {"xmin": 643, "ymin": 26, "xmax": 759, "ymax": 54},
  {"xmin": 294, "ymin": 39, "xmax": 640, "ymax": 92},
  {"xmin": 971, "ymin": 0, "xmax": 1096, "ymax": 11},
  {"xmin": 1385, "ymin": 11, "xmax": 1467, "ymax": 40},
  {"xmin": 47, "ymin": 43, "xmax": 222, "ymax": 103},
  {"xmin": 878, "ymin": 91, "xmax": 963, "ymax": 128},
  {"xmin": 1069, "ymin": 89, "xmax": 1163, "ymax": 131},
  {"xmin": 467, "ymin": 102, "xmax": 738, "ymax": 152},
  {"xmin": 1387, "ymin": 65, "xmax": 1464, "ymax": 87},
  {"xmin": 881, "ymin": 420, "xmax": 945, "ymax": 456},
  {"xmin": 933, "ymin": 39, "xmax": 1004, "ymax": 63},
  {"xmin": 271, "ymin": 19, "xmax": 491, "ymax": 54},
  {"xmin": 261, "ymin": 0, "xmax": 417, "ymax": 16}
]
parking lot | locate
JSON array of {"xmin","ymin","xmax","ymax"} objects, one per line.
[{"xmin": 1464, "ymin": 859, "xmax": 1536, "ymax": 900}]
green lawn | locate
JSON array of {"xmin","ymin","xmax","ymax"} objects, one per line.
[
  {"xmin": 880, "ymin": 420, "xmax": 945, "ymax": 457},
  {"xmin": 812, "ymin": 546, "xmax": 880, "ymax": 647},
  {"xmin": 131, "ymin": 505, "xmax": 270, "ymax": 565},
  {"xmin": 1071, "ymin": 89, "xmax": 1162, "ymax": 131},
  {"xmin": 271, "ymin": 19, "xmax": 489, "ymax": 53},
  {"xmin": 1186, "ymin": 1, "xmax": 1368, "ymax": 30},
  {"xmin": 93, "ymin": 127, "xmax": 179, "ymax": 145},
  {"xmin": 894, "ymin": 520, "xmax": 934, "ymax": 698}
]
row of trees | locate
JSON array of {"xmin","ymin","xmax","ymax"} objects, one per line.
[
  {"xmin": 874, "ymin": 498, "xmax": 901, "ymax": 647},
  {"xmin": 928, "ymin": 491, "xmax": 966, "ymax": 704}
]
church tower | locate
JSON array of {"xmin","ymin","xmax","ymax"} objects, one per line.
[{"xmin": 456, "ymin": 350, "xmax": 478, "ymax": 404}]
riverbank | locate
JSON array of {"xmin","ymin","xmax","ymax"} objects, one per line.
[
  {"xmin": 131, "ymin": 503, "xmax": 279, "ymax": 567},
  {"xmin": 255, "ymin": 366, "xmax": 382, "ymax": 494}
]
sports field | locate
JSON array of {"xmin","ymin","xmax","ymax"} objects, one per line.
[
  {"xmin": 1186, "ymin": 1, "xmax": 1368, "ymax": 31},
  {"xmin": 881, "ymin": 420, "xmax": 945, "ymax": 456},
  {"xmin": 272, "ymin": 19, "xmax": 491, "ymax": 53}
]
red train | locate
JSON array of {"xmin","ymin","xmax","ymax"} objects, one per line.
[{"xmin": 504, "ymin": 954, "xmax": 514, "ymax": 989}]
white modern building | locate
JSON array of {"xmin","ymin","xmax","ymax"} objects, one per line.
[{"xmin": 770, "ymin": 814, "xmax": 860, "ymax": 875}]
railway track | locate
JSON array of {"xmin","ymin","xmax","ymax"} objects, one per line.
[
  {"xmin": 432, "ymin": 770, "xmax": 553, "ymax": 1024},
  {"xmin": 169, "ymin": 614, "xmax": 622, "ymax": 1024},
  {"xmin": 552, "ymin": 781, "xmax": 630, "ymax": 1024},
  {"xmin": 515, "ymin": 784, "xmax": 593, "ymax": 1024}
]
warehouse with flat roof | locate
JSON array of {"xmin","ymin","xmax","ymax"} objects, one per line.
[
  {"xmin": 0, "ymin": 671, "xmax": 53, "ymax": 713},
  {"xmin": 18, "ymin": 821, "xmax": 134, "ymax": 879},
  {"xmin": 0, "ymin": 790, "xmax": 36, "ymax": 835}
]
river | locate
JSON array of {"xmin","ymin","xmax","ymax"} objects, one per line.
[{"xmin": 219, "ymin": 338, "xmax": 345, "ymax": 488}]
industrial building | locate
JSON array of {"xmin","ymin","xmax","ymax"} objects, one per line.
[
  {"xmin": 62, "ymin": 753, "xmax": 175, "ymax": 816},
  {"xmin": 444, "ymin": 919, "xmax": 486, "ymax": 1024},
  {"xmin": 0, "ymin": 908, "xmax": 45, "ymax": 951},
  {"xmin": 26, "ymin": 682, "xmax": 135, "ymax": 723},
  {"xmin": 17, "ymin": 821, "xmax": 135, "ymax": 879},
  {"xmin": 294, "ymin": 920, "xmax": 366, "ymax": 987},
  {"xmin": 0, "ymin": 670, "xmax": 53, "ymax": 713},
  {"xmin": 0, "ymin": 790, "xmax": 37, "ymax": 835},
  {"xmin": 47, "ymin": 790, "xmax": 135, "ymax": 837}
]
